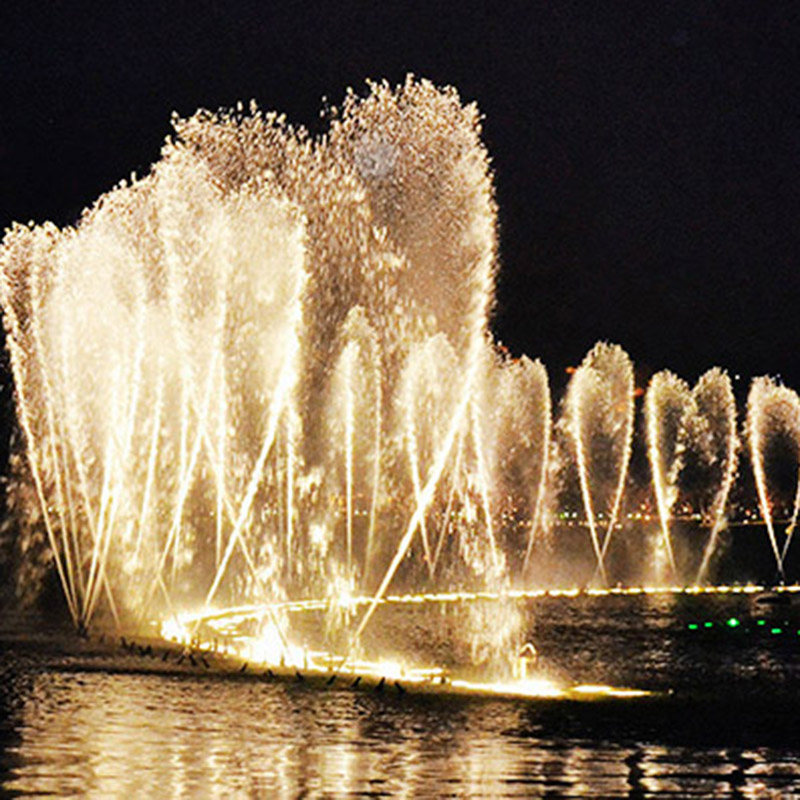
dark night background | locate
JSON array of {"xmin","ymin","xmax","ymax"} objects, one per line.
[{"xmin": 2, "ymin": 1, "xmax": 799, "ymax": 450}]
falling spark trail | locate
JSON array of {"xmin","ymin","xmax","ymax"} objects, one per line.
[
  {"xmin": 406, "ymin": 430, "xmax": 435, "ymax": 579},
  {"xmin": 645, "ymin": 372, "xmax": 687, "ymax": 580},
  {"xmin": 523, "ymin": 360, "xmax": 552, "ymax": 570},
  {"xmin": 470, "ymin": 402, "xmax": 501, "ymax": 573},
  {"xmin": 431, "ymin": 437, "xmax": 463, "ymax": 577},
  {"xmin": 342, "ymin": 356, "xmax": 479, "ymax": 670},
  {"xmin": 344, "ymin": 345, "xmax": 354, "ymax": 575},
  {"xmin": 204, "ymin": 351, "xmax": 299, "ymax": 610},
  {"xmin": 695, "ymin": 369, "xmax": 738, "ymax": 584},
  {"xmin": 747, "ymin": 377, "xmax": 800, "ymax": 583},
  {"xmin": 566, "ymin": 368, "xmax": 607, "ymax": 586}
]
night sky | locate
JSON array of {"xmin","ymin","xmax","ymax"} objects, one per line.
[{"xmin": 3, "ymin": 0, "xmax": 800, "ymax": 406}]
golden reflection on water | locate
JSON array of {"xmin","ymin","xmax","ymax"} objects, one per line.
[{"xmin": 3, "ymin": 669, "xmax": 799, "ymax": 798}]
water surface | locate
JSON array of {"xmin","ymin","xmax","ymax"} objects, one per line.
[{"xmin": 2, "ymin": 595, "xmax": 800, "ymax": 798}]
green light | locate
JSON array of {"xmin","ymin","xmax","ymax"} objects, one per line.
[
  {"xmin": 687, "ymin": 623, "xmax": 698, "ymax": 630},
  {"xmin": 726, "ymin": 617, "xmax": 740, "ymax": 628},
  {"xmin": 704, "ymin": 621, "xmax": 713, "ymax": 628},
  {"xmin": 757, "ymin": 620, "xmax": 766, "ymax": 626},
  {"xmin": 771, "ymin": 628, "xmax": 783, "ymax": 635}
]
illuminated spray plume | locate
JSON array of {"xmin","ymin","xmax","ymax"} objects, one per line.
[
  {"xmin": 645, "ymin": 371, "xmax": 691, "ymax": 578},
  {"xmin": 645, "ymin": 369, "xmax": 738, "ymax": 583},
  {"xmin": 562, "ymin": 343, "xmax": 634, "ymax": 586},
  {"xmin": 691, "ymin": 369, "xmax": 738, "ymax": 584},
  {"xmin": 747, "ymin": 377, "xmax": 800, "ymax": 583},
  {"xmin": 0, "ymin": 78, "xmax": 531, "ymax": 663},
  {"xmin": 0, "ymin": 77, "xmax": 797, "ymax": 674}
]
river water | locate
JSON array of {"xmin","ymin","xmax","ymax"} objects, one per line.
[{"xmin": 1, "ymin": 592, "xmax": 800, "ymax": 798}]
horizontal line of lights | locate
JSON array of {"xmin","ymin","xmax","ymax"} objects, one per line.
[
  {"xmin": 157, "ymin": 616, "xmax": 654, "ymax": 701},
  {"xmin": 686, "ymin": 617, "xmax": 800, "ymax": 636},
  {"xmin": 178, "ymin": 583, "xmax": 800, "ymax": 628},
  {"xmin": 149, "ymin": 580, "xmax": 800, "ymax": 703}
]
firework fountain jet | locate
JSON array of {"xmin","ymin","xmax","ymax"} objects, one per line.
[
  {"xmin": 645, "ymin": 369, "xmax": 738, "ymax": 583},
  {"xmin": 562, "ymin": 343, "xmax": 634, "ymax": 586},
  {"xmin": 691, "ymin": 369, "xmax": 738, "ymax": 583},
  {"xmin": 645, "ymin": 371, "xmax": 691, "ymax": 579},
  {"xmin": 747, "ymin": 377, "xmax": 800, "ymax": 583},
  {"xmin": 0, "ymin": 78, "xmax": 555, "ymax": 666},
  {"xmin": 0, "ymin": 77, "xmax": 797, "ymax": 674}
]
